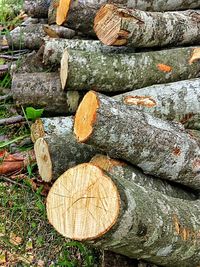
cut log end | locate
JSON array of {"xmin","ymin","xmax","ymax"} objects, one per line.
[
  {"xmin": 74, "ymin": 91, "xmax": 99, "ymax": 142},
  {"xmin": 34, "ymin": 138, "xmax": 52, "ymax": 182},
  {"xmin": 56, "ymin": 0, "xmax": 71, "ymax": 25},
  {"xmin": 46, "ymin": 163, "xmax": 120, "ymax": 240},
  {"xmin": 60, "ymin": 49, "xmax": 69, "ymax": 89},
  {"xmin": 94, "ymin": 4, "xmax": 128, "ymax": 46},
  {"xmin": 31, "ymin": 119, "xmax": 45, "ymax": 143}
]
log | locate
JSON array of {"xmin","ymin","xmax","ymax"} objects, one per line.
[
  {"xmin": 113, "ymin": 78, "xmax": 200, "ymax": 130},
  {"xmin": 23, "ymin": 0, "xmax": 51, "ymax": 18},
  {"xmin": 6, "ymin": 24, "xmax": 76, "ymax": 50},
  {"xmin": 74, "ymin": 91, "xmax": 200, "ymax": 190},
  {"xmin": 46, "ymin": 163, "xmax": 200, "ymax": 267},
  {"xmin": 33, "ymin": 117, "xmax": 97, "ymax": 182},
  {"xmin": 90, "ymin": 155, "xmax": 197, "ymax": 200},
  {"xmin": 48, "ymin": 0, "xmax": 200, "ymax": 35},
  {"xmin": 43, "ymin": 39, "xmax": 135, "ymax": 65},
  {"xmin": 11, "ymin": 73, "xmax": 82, "ymax": 115},
  {"xmin": 94, "ymin": 5, "xmax": 200, "ymax": 48},
  {"xmin": 60, "ymin": 46, "xmax": 200, "ymax": 92}
]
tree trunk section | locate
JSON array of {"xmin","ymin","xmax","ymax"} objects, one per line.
[
  {"xmin": 74, "ymin": 91, "xmax": 200, "ymax": 190},
  {"xmin": 43, "ymin": 39, "xmax": 135, "ymax": 65},
  {"xmin": 11, "ymin": 72, "xmax": 82, "ymax": 115},
  {"xmin": 48, "ymin": 0, "xmax": 200, "ymax": 35},
  {"xmin": 90, "ymin": 155, "xmax": 197, "ymax": 200},
  {"xmin": 60, "ymin": 46, "xmax": 200, "ymax": 92},
  {"xmin": 33, "ymin": 117, "xmax": 97, "ymax": 181},
  {"xmin": 113, "ymin": 78, "xmax": 200, "ymax": 130},
  {"xmin": 46, "ymin": 163, "xmax": 200, "ymax": 267},
  {"xmin": 6, "ymin": 24, "xmax": 76, "ymax": 50},
  {"xmin": 23, "ymin": 0, "xmax": 51, "ymax": 18},
  {"xmin": 94, "ymin": 5, "xmax": 200, "ymax": 48}
]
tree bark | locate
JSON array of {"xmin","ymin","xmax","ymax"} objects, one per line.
[
  {"xmin": 33, "ymin": 117, "xmax": 97, "ymax": 181},
  {"xmin": 48, "ymin": 0, "xmax": 200, "ymax": 35},
  {"xmin": 43, "ymin": 39, "xmax": 135, "ymax": 65},
  {"xmin": 11, "ymin": 72, "xmax": 82, "ymax": 115},
  {"xmin": 74, "ymin": 91, "xmax": 200, "ymax": 190},
  {"xmin": 6, "ymin": 24, "xmax": 76, "ymax": 50},
  {"xmin": 94, "ymin": 5, "xmax": 200, "ymax": 48},
  {"xmin": 60, "ymin": 46, "xmax": 200, "ymax": 92},
  {"xmin": 23, "ymin": 0, "xmax": 51, "ymax": 18},
  {"xmin": 46, "ymin": 163, "xmax": 200, "ymax": 267},
  {"xmin": 90, "ymin": 155, "xmax": 197, "ymax": 200},
  {"xmin": 113, "ymin": 78, "xmax": 200, "ymax": 130}
]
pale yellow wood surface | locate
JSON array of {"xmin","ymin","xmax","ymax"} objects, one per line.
[
  {"xmin": 31, "ymin": 119, "xmax": 45, "ymax": 143},
  {"xmin": 60, "ymin": 49, "xmax": 69, "ymax": 89},
  {"xmin": 56, "ymin": 0, "xmax": 71, "ymax": 25},
  {"xmin": 47, "ymin": 163, "xmax": 120, "ymax": 240}
]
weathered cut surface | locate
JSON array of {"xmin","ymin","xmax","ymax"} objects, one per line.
[
  {"xmin": 23, "ymin": 0, "xmax": 51, "ymax": 18},
  {"xmin": 113, "ymin": 78, "xmax": 200, "ymax": 130},
  {"xmin": 11, "ymin": 72, "xmax": 82, "ymax": 115},
  {"xmin": 74, "ymin": 91, "xmax": 200, "ymax": 190},
  {"xmin": 94, "ymin": 5, "xmax": 200, "ymax": 48},
  {"xmin": 60, "ymin": 47, "xmax": 200, "ymax": 92},
  {"xmin": 33, "ymin": 117, "xmax": 97, "ymax": 181},
  {"xmin": 6, "ymin": 24, "xmax": 76, "ymax": 50},
  {"xmin": 48, "ymin": 0, "xmax": 200, "ymax": 35},
  {"xmin": 46, "ymin": 163, "xmax": 200, "ymax": 267},
  {"xmin": 90, "ymin": 155, "xmax": 197, "ymax": 200},
  {"xmin": 43, "ymin": 39, "xmax": 135, "ymax": 65}
]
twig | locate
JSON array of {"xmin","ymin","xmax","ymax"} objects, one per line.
[
  {"xmin": 0, "ymin": 55, "xmax": 20, "ymax": 60},
  {"xmin": 0, "ymin": 176, "xmax": 24, "ymax": 187},
  {"xmin": 0, "ymin": 94, "xmax": 12, "ymax": 101},
  {"xmin": 0, "ymin": 115, "xmax": 24, "ymax": 126}
]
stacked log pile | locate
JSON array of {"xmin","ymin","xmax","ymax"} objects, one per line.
[{"xmin": 7, "ymin": 0, "xmax": 200, "ymax": 266}]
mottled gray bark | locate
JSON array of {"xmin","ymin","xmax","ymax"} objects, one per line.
[
  {"xmin": 94, "ymin": 4, "xmax": 200, "ymax": 48},
  {"xmin": 113, "ymin": 78, "xmax": 200, "ymax": 130},
  {"xmin": 75, "ymin": 92, "xmax": 200, "ymax": 190},
  {"xmin": 90, "ymin": 155, "xmax": 197, "ymax": 200},
  {"xmin": 23, "ymin": 0, "xmax": 51, "ymax": 18},
  {"xmin": 34, "ymin": 117, "xmax": 97, "ymax": 181},
  {"xmin": 48, "ymin": 0, "xmax": 200, "ymax": 35},
  {"xmin": 61, "ymin": 47, "xmax": 200, "ymax": 92},
  {"xmin": 86, "ymin": 164, "xmax": 200, "ymax": 267},
  {"xmin": 43, "ymin": 39, "xmax": 135, "ymax": 65},
  {"xmin": 6, "ymin": 24, "xmax": 76, "ymax": 50},
  {"xmin": 11, "ymin": 73, "xmax": 82, "ymax": 115}
]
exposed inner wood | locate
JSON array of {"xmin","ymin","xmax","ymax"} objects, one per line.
[
  {"xmin": 56, "ymin": 0, "xmax": 71, "ymax": 25},
  {"xmin": 31, "ymin": 119, "xmax": 45, "ymax": 143},
  {"xmin": 74, "ymin": 91, "xmax": 99, "ymax": 142},
  {"xmin": 60, "ymin": 49, "xmax": 69, "ymax": 89},
  {"xmin": 46, "ymin": 163, "xmax": 120, "ymax": 240},
  {"xmin": 34, "ymin": 137, "xmax": 52, "ymax": 182},
  {"xmin": 94, "ymin": 4, "xmax": 128, "ymax": 46}
]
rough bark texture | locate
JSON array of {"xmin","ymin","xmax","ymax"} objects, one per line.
[
  {"xmin": 11, "ymin": 72, "xmax": 82, "ymax": 115},
  {"xmin": 74, "ymin": 91, "xmax": 200, "ymax": 190},
  {"xmin": 6, "ymin": 24, "xmax": 76, "ymax": 50},
  {"xmin": 90, "ymin": 155, "xmax": 197, "ymax": 200},
  {"xmin": 113, "ymin": 78, "xmax": 200, "ymax": 130},
  {"xmin": 61, "ymin": 47, "xmax": 200, "ymax": 92},
  {"xmin": 94, "ymin": 5, "xmax": 200, "ymax": 48},
  {"xmin": 48, "ymin": 0, "xmax": 200, "ymax": 35},
  {"xmin": 23, "ymin": 0, "xmax": 51, "ymax": 18},
  {"xmin": 33, "ymin": 117, "xmax": 97, "ymax": 181},
  {"xmin": 43, "ymin": 39, "xmax": 135, "ymax": 65}
]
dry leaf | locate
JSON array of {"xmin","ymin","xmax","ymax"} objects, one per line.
[{"xmin": 10, "ymin": 233, "xmax": 23, "ymax": 245}]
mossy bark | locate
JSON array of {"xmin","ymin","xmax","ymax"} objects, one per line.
[
  {"xmin": 23, "ymin": 0, "xmax": 51, "ymax": 18},
  {"xmin": 61, "ymin": 47, "xmax": 200, "ymax": 92},
  {"xmin": 75, "ymin": 92, "xmax": 200, "ymax": 190},
  {"xmin": 43, "ymin": 39, "xmax": 135, "ymax": 65},
  {"xmin": 113, "ymin": 78, "xmax": 200, "ymax": 130},
  {"xmin": 11, "ymin": 72, "xmax": 82, "ymax": 115}
]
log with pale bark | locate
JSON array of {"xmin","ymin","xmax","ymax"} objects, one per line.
[
  {"xmin": 114, "ymin": 78, "xmax": 200, "ymax": 130},
  {"xmin": 23, "ymin": 0, "xmax": 51, "ymax": 18},
  {"xmin": 94, "ymin": 5, "xmax": 200, "ymax": 48},
  {"xmin": 60, "ymin": 47, "xmax": 200, "ymax": 92},
  {"xmin": 48, "ymin": 0, "xmax": 200, "ymax": 35},
  {"xmin": 43, "ymin": 39, "xmax": 135, "ymax": 65},
  {"xmin": 11, "ymin": 73, "xmax": 82, "ymax": 115},
  {"xmin": 33, "ymin": 117, "xmax": 97, "ymax": 182},
  {"xmin": 6, "ymin": 24, "xmax": 76, "ymax": 50},
  {"xmin": 46, "ymin": 163, "xmax": 200, "ymax": 267},
  {"xmin": 74, "ymin": 91, "xmax": 200, "ymax": 190}
]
